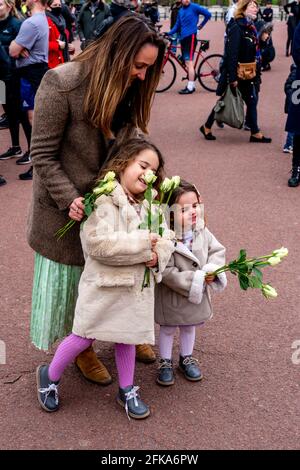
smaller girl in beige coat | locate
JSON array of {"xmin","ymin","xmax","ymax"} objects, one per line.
[
  {"xmin": 155, "ymin": 180, "xmax": 227, "ymax": 386},
  {"xmin": 36, "ymin": 138, "xmax": 174, "ymax": 419}
]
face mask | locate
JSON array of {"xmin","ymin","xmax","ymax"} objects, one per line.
[
  {"xmin": 51, "ymin": 6, "xmax": 62, "ymax": 16},
  {"xmin": 246, "ymin": 12, "xmax": 257, "ymax": 20}
]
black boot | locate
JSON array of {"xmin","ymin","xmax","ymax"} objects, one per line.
[
  {"xmin": 179, "ymin": 355, "xmax": 203, "ymax": 382},
  {"xmin": 156, "ymin": 358, "xmax": 174, "ymax": 386},
  {"xmin": 288, "ymin": 166, "xmax": 300, "ymax": 187},
  {"xmin": 117, "ymin": 385, "xmax": 150, "ymax": 419},
  {"xmin": 36, "ymin": 365, "xmax": 59, "ymax": 412}
]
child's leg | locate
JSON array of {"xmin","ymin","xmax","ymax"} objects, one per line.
[
  {"xmin": 115, "ymin": 343, "xmax": 136, "ymax": 388},
  {"xmin": 179, "ymin": 325, "xmax": 196, "ymax": 357},
  {"xmin": 48, "ymin": 334, "xmax": 94, "ymax": 382},
  {"xmin": 159, "ymin": 325, "xmax": 176, "ymax": 359},
  {"xmin": 157, "ymin": 326, "xmax": 177, "ymax": 387},
  {"xmin": 178, "ymin": 325, "xmax": 202, "ymax": 381},
  {"xmin": 115, "ymin": 343, "xmax": 150, "ymax": 419}
]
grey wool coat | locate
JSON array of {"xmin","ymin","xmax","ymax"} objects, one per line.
[
  {"xmin": 27, "ymin": 62, "xmax": 109, "ymax": 266},
  {"xmin": 72, "ymin": 183, "xmax": 175, "ymax": 345},
  {"xmin": 155, "ymin": 228, "xmax": 227, "ymax": 326}
]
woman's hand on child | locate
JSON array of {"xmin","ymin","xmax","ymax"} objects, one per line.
[
  {"xmin": 146, "ymin": 251, "xmax": 158, "ymax": 268},
  {"xmin": 69, "ymin": 197, "xmax": 85, "ymax": 222},
  {"xmin": 205, "ymin": 274, "xmax": 216, "ymax": 285}
]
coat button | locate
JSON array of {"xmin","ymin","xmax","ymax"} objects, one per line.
[{"xmin": 192, "ymin": 262, "xmax": 198, "ymax": 267}]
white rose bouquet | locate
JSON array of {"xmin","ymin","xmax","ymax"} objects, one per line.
[
  {"xmin": 140, "ymin": 172, "xmax": 180, "ymax": 289},
  {"xmin": 206, "ymin": 247, "xmax": 288, "ymax": 299},
  {"xmin": 55, "ymin": 171, "xmax": 116, "ymax": 239}
]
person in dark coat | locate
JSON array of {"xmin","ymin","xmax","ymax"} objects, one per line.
[
  {"xmin": 284, "ymin": 1, "xmax": 300, "ymax": 56},
  {"xmin": 77, "ymin": 0, "xmax": 111, "ymax": 49},
  {"xmin": 257, "ymin": 21, "xmax": 275, "ymax": 71},
  {"xmin": 93, "ymin": 0, "xmax": 134, "ymax": 40},
  {"xmin": 286, "ymin": 22, "xmax": 300, "ymax": 186},
  {"xmin": 261, "ymin": 2, "xmax": 273, "ymax": 23},
  {"xmin": 200, "ymin": 0, "xmax": 271, "ymax": 143},
  {"xmin": 0, "ymin": 0, "xmax": 32, "ymax": 171},
  {"xmin": 283, "ymin": 63, "xmax": 296, "ymax": 153}
]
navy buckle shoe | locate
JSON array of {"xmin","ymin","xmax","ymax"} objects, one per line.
[
  {"xmin": 36, "ymin": 365, "xmax": 59, "ymax": 412},
  {"xmin": 179, "ymin": 355, "xmax": 203, "ymax": 382},
  {"xmin": 117, "ymin": 385, "xmax": 150, "ymax": 420},
  {"xmin": 156, "ymin": 358, "xmax": 174, "ymax": 386}
]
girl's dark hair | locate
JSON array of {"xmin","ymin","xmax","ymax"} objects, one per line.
[
  {"xmin": 98, "ymin": 136, "xmax": 165, "ymax": 193},
  {"xmin": 168, "ymin": 180, "xmax": 202, "ymax": 207}
]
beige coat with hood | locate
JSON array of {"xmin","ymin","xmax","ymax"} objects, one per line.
[
  {"xmin": 72, "ymin": 183, "xmax": 175, "ymax": 345},
  {"xmin": 155, "ymin": 228, "xmax": 227, "ymax": 326}
]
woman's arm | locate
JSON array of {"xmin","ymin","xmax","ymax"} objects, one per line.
[{"xmin": 30, "ymin": 69, "xmax": 81, "ymax": 210}]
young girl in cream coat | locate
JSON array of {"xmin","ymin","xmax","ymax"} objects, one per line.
[
  {"xmin": 36, "ymin": 138, "xmax": 174, "ymax": 419},
  {"xmin": 155, "ymin": 180, "xmax": 227, "ymax": 385}
]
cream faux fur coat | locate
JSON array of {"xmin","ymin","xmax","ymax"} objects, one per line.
[{"xmin": 72, "ymin": 183, "xmax": 175, "ymax": 345}]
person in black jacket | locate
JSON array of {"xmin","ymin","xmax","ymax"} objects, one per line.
[
  {"xmin": 0, "ymin": 0, "xmax": 32, "ymax": 170},
  {"xmin": 93, "ymin": 0, "xmax": 135, "ymax": 40},
  {"xmin": 286, "ymin": 22, "xmax": 300, "ymax": 186},
  {"xmin": 283, "ymin": 63, "xmax": 296, "ymax": 153},
  {"xmin": 284, "ymin": 1, "xmax": 300, "ymax": 56},
  {"xmin": 262, "ymin": 2, "xmax": 273, "ymax": 23},
  {"xmin": 200, "ymin": 0, "xmax": 271, "ymax": 143},
  {"xmin": 78, "ymin": 0, "xmax": 111, "ymax": 49},
  {"xmin": 257, "ymin": 21, "xmax": 275, "ymax": 71}
]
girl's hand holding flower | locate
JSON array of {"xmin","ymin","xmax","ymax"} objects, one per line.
[
  {"xmin": 205, "ymin": 274, "xmax": 216, "ymax": 285},
  {"xmin": 146, "ymin": 251, "xmax": 158, "ymax": 268},
  {"xmin": 150, "ymin": 233, "xmax": 159, "ymax": 248}
]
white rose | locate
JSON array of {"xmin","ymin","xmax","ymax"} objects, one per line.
[
  {"xmin": 272, "ymin": 247, "xmax": 288, "ymax": 259},
  {"xmin": 143, "ymin": 170, "xmax": 157, "ymax": 185},
  {"xmin": 103, "ymin": 171, "xmax": 116, "ymax": 182},
  {"xmin": 268, "ymin": 256, "xmax": 281, "ymax": 266},
  {"xmin": 171, "ymin": 176, "xmax": 180, "ymax": 189},
  {"xmin": 262, "ymin": 284, "xmax": 278, "ymax": 299},
  {"xmin": 160, "ymin": 177, "xmax": 172, "ymax": 193}
]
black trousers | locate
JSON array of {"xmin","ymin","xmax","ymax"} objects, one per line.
[
  {"xmin": 292, "ymin": 134, "xmax": 300, "ymax": 167},
  {"xmin": 286, "ymin": 23, "xmax": 295, "ymax": 55}
]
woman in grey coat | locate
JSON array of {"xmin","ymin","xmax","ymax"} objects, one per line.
[{"xmin": 155, "ymin": 181, "xmax": 227, "ymax": 386}]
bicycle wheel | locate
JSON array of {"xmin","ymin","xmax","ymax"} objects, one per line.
[
  {"xmin": 156, "ymin": 58, "xmax": 177, "ymax": 93},
  {"xmin": 197, "ymin": 54, "xmax": 223, "ymax": 92}
]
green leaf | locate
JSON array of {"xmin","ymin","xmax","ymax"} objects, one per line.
[
  {"xmin": 237, "ymin": 249, "xmax": 247, "ymax": 263},
  {"xmin": 248, "ymin": 276, "xmax": 262, "ymax": 289},
  {"xmin": 84, "ymin": 202, "xmax": 93, "ymax": 217},
  {"xmin": 253, "ymin": 267, "xmax": 263, "ymax": 280},
  {"xmin": 238, "ymin": 273, "xmax": 249, "ymax": 290}
]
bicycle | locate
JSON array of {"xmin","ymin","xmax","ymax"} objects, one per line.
[{"xmin": 156, "ymin": 35, "xmax": 223, "ymax": 93}]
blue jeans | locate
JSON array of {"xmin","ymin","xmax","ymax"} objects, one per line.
[{"xmin": 285, "ymin": 132, "xmax": 294, "ymax": 148}]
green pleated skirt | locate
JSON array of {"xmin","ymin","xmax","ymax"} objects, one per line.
[{"xmin": 30, "ymin": 253, "xmax": 83, "ymax": 351}]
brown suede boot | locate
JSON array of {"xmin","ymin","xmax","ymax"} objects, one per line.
[
  {"xmin": 75, "ymin": 346, "xmax": 112, "ymax": 385},
  {"xmin": 136, "ymin": 344, "xmax": 156, "ymax": 363}
]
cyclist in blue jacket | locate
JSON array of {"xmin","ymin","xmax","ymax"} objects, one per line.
[{"xmin": 168, "ymin": 0, "xmax": 211, "ymax": 94}]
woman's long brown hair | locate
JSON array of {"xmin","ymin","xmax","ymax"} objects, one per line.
[{"xmin": 74, "ymin": 14, "xmax": 166, "ymax": 139}]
